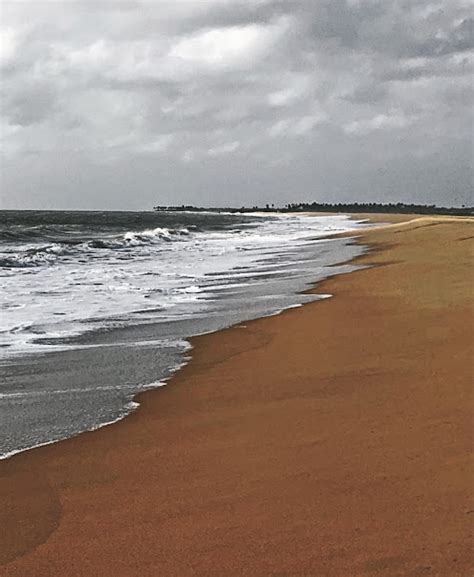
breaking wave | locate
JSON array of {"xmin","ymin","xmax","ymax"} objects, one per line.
[{"xmin": 0, "ymin": 226, "xmax": 191, "ymax": 268}]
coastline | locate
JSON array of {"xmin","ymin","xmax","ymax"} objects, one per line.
[
  {"xmin": 1, "ymin": 215, "xmax": 473, "ymax": 576},
  {"xmin": 0, "ymin": 212, "xmax": 366, "ymax": 460},
  {"xmin": 0, "ymin": 214, "xmax": 366, "ymax": 461}
]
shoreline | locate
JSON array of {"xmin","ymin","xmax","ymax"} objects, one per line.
[
  {"xmin": 0, "ymin": 215, "xmax": 367, "ymax": 461},
  {"xmin": 1, "ymin": 214, "xmax": 473, "ymax": 576}
]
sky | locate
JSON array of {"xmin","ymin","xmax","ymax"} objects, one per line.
[{"xmin": 0, "ymin": 0, "xmax": 472, "ymax": 210}]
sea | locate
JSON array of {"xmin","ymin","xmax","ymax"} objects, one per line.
[{"xmin": 0, "ymin": 210, "xmax": 370, "ymax": 459}]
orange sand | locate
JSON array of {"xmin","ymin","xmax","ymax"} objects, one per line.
[{"xmin": 1, "ymin": 216, "xmax": 473, "ymax": 577}]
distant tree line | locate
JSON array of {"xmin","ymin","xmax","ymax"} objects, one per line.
[
  {"xmin": 154, "ymin": 204, "xmax": 276, "ymax": 212},
  {"xmin": 281, "ymin": 202, "xmax": 473, "ymax": 216},
  {"xmin": 154, "ymin": 202, "xmax": 473, "ymax": 216}
]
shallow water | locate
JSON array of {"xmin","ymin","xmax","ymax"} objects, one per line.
[{"xmin": 0, "ymin": 210, "xmax": 369, "ymax": 458}]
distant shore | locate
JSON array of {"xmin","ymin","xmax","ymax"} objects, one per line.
[
  {"xmin": 153, "ymin": 203, "xmax": 474, "ymax": 217},
  {"xmin": 1, "ymin": 214, "xmax": 473, "ymax": 577}
]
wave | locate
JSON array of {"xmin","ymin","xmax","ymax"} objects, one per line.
[
  {"xmin": 122, "ymin": 226, "xmax": 190, "ymax": 245},
  {"xmin": 0, "ymin": 226, "xmax": 192, "ymax": 268},
  {"xmin": 84, "ymin": 227, "xmax": 190, "ymax": 249},
  {"xmin": 0, "ymin": 243, "xmax": 69, "ymax": 268},
  {"xmin": 0, "ymin": 225, "xmax": 71, "ymax": 243}
]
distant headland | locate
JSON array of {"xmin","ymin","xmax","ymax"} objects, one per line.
[{"xmin": 154, "ymin": 202, "xmax": 473, "ymax": 216}]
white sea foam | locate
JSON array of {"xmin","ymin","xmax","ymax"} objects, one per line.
[{"xmin": 0, "ymin": 214, "xmax": 367, "ymax": 358}]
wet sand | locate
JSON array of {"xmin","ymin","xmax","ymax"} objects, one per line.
[{"xmin": 0, "ymin": 215, "xmax": 473, "ymax": 577}]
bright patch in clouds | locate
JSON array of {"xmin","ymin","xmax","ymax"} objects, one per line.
[
  {"xmin": 169, "ymin": 23, "xmax": 277, "ymax": 70},
  {"xmin": 207, "ymin": 140, "xmax": 240, "ymax": 157},
  {"xmin": 0, "ymin": 27, "xmax": 19, "ymax": 66},
  {"xmin": 344, "ymin": 112, "xmax": 414, "ymax": 136}
]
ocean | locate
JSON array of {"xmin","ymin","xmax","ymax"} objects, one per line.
[{"xmin": 0, "ymin": 210, "xmax": 369, "ymax": 458}]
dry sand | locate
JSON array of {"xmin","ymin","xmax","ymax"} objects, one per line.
[{"xmin": 0, "ymin": 215, "xmax": 473, "ymax": 577}]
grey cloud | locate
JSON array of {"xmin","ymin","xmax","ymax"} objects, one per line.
[
  {"xmin": 304, "ymin": 1, "xmax": 473, "ymax": 58},
  {"xmin": 342, "ymin": 82, "xmax": 389, "ymax": 105},
  {"xmin": 161, "ymin": 0, "xmax": 291, "ymax": 33},
  {"xmin": 1, "ymin": 77, "xmax": 56, "ymax": 126},
  {"xmin": 0, "ymin": 0, "xmax": 472, "ymax": 209}
]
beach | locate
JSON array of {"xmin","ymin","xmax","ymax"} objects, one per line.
[{"xmin": 0, "ymin": 215, "xmax": 472, "ymax": 576}]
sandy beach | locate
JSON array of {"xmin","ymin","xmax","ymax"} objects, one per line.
[{"xmin": 0, "ymin": 215, "xmax": 472, "ymax": 576}]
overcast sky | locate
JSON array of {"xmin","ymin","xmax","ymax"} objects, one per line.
[{"xmin": 0, "ymin": 0, "xmax": 472, "ymax": 210}]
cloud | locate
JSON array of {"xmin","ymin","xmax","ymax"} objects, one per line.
[
  {"xmin": 1, "ymin": 79, "xmax": 55, "ymax": 126},
  {"xmin": 168, "ymin": 20, "xmax": 284, "ymax": 71},
  {"xmin": 0, "ymin": 27, "xmax": 20, "ymax": 67},
  {"xmin": 344, "ymin": 111, "xmax": 414, "ymax": 135},
  {"xmin": 133, "ymin": 134, "xmax": 174, "ymax": 155},
  {"xmin": 269, "ymin": 111, "xmax": 327, "ymax": 137},
  {"xmin": 267, "ymin": 74, "xmax": 311, "ymax": 107},
  {"xmin": 0, "ymin": 0, "xmax": 472, "ymax": 209},
  {"xmin": 207, "ymin": 140, "xmax": 240, "ymax": 157}
]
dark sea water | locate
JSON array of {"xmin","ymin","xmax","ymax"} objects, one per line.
[{"xmin": 0, "ymin": 210, "xmax": 370, "ymax": 458}]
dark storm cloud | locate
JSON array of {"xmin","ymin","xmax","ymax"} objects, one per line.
[{"xmin": 0, "ymin": 0, "xmax": 472, "ymax": 209}]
